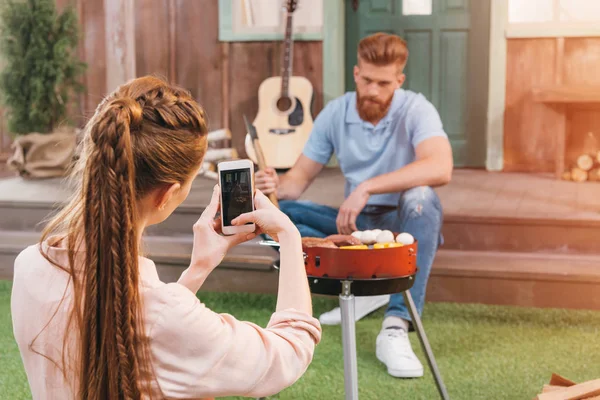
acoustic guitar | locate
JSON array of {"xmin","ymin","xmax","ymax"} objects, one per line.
[{"xmin": 244, "ymin": 0, "xmax": 314, "ymax": 169}]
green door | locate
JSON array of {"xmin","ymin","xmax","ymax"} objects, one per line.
[{"xmin": 345, "ymin": 0, "xmax": 490, "ymax": 167}]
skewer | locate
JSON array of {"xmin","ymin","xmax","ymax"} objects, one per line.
[{"xmin": 243, "ymin": 114, "xmax": 280, "ymax": 208}]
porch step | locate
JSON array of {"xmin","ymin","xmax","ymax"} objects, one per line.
[
  {"xmin": 141, "ymin": 234, "xmax": 277, "ymax": 272},
  {"xmin": 3, "ymin": 176, "xmax": 599, "ymax": 255},
  {"xmin": 0, "ymin": 176, "xmax": 215, "ymax": 235},
  {"xmin": 4, "ymin": 201, "xmax": 600, "ymax": 255},
  {"xmin": 0, "ymin": 196, "xmax": 205, "ymax": 235},
  {"xmin": 0, "ymin": 230, "xmax": 279, "ymax": 294},
  {"xmin": 4, "ymin": 229, "xmax": 600, "ymax": 310},
  {"xmin": 442, "ymin": 214, "xmax": 600, "ymax": 254},
  {"xmin": 0, "ymin": 199, "xmax": 59, "ymax": 232},
  {"xmin": 429, "ymin": 249, "xmax": 600, "ymax": 310}
]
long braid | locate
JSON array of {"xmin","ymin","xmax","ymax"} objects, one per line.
[
  {"xmin": 81, "ymin": 97, "xmax": 143, "ymax": 399},
  {"xmin": 81, "ymin": 165, "xmax": 103, "ymax": 399},
  {"xmin": 104, "ymin": 99, "xmax": 139, "ymax": 400},
  {"xmin": 122, "ymin": 194, "xmax": 144, "ymax": 393},
  {"xmin": 34, "ymin": 76, "xmax": 210, "ymax": 400},
  {"xmin": 115, "ymin": 138, "xmax": 142, "ymax": 399}
]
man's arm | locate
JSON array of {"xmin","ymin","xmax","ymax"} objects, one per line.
[
  {"xmin": 360, "ymin": 136, "xmax": 453, "ymax": 195},
  {"xmin": 275, "ymin": 155, "xmax": 325, "ymax": 200},
  {"xmin": 335, "ymin": 136, "xmax": 452, "ymax": 234},
  {"xmin": 255, "ymin": 155, "xmax": 325, "ymax": 201},
  {"xmin": 256, "ymin": 100, "xmax": 338, "ymax": 200}
]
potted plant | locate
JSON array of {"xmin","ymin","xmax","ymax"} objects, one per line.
[{"xmin": 0, "ymin": 0, "xmax": 86, "ymax": 179}]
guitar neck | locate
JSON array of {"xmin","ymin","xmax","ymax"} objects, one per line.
[{"xmin": 280, "ymin": 12, "xmax": 294, "ymax": 98}]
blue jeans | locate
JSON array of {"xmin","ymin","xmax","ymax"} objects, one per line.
[{"xmin": 279, "ymin": 186, "xmax": 443, "ymax": 323}]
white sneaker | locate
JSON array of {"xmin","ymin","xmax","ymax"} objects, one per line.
[
  {"xmin": 376, "ymin": 327, "xmax": 424, "ymax": 378},
  {"xmin": 318, "ymin": 295, "xmax": 390, "ymax": 325}
]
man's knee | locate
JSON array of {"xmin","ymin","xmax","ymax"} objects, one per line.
[
  {"xmin": 279, "ymin": 200, "xmax": 299, "ymax": 219},
  {"xmin": 280, "ymin": 199, "xmax": 310, "ymax": 211},
  {"xmin": 398, "ymin": 186, "xmax": 441, "ymax": 217},
  {"xmin": 278, "ymin": 200, "xmax": 315, "ymax": 221}
]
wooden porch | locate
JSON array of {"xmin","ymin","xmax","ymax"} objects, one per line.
[{"xmin": 1, "ymin": 168, "xmax": 599, "ymax": 310}]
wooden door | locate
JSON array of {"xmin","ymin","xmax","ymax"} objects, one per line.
[{"xmin": 345, "ymin": 0, "xmax": 490, "ymax": 167}]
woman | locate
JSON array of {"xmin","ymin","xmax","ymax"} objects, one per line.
[{"xmin": 11, "ymin": 76, "xmax": 321, "ymax": 399}]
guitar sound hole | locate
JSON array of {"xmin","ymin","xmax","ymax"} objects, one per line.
[{"xmin": 276, "ymin": 96, "xmax": 292, "ymax": 112}]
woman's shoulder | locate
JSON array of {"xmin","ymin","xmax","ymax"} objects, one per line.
[
  {"xmin": 14, "ymin": 243, "xmax": 41, "ymax": 263},
  {"xmin": 13, "ymin": 242, "xmax": 51, "ymax": 278},
  {"xmin": 14, "ymin": 236, "xmax": 80, "ymax": 277}
]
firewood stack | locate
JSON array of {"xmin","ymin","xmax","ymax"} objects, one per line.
[
  {"xmin": 562, "ymin": 151, "xmax": 600, "ymax": 182},
  {"xmin": 197, "ymin": 128, "xmax": 238, "ymax": 180},
  {"xmin": 534, "ymin": 374, "xmax": 600, "ymax": 399}
]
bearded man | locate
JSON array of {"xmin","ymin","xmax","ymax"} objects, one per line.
[{"xmin": 255, "ymin": 32, "xmax": 453, "ymax": 378}]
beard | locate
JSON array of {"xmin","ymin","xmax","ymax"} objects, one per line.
[{"xmin": 356, "ymin": 91, "xmax": 393, "ymax": 123}]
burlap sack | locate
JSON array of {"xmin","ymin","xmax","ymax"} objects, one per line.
[{"xmin": 7, "ymin": 127, "xmax": 76, "ymax": 179}]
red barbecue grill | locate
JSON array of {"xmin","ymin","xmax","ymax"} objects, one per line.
[
  {"xmin": 259, "ymin": 237, "xmax": 449, "ymax": 400},
  {"xmin": 302, "ymin": 240, "xmax": 417, "ymax": 279}
]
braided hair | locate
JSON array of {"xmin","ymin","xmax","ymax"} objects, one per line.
[{"xmin": 38, "ymin": 76, "xmax": 209, "ymax": 399}]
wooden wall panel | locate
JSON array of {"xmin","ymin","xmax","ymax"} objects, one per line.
[
  {"xmin": 563, "ymin": 38, "xmax": 600, "ymax": 168},
  {"xmin": 297, "ymin": 41, "xmax": 324, "ymax": 116},
  {"xmin": 503, "ymin": 39, "xmax": 559, "ymax": 172},
  {"xmin": 80, "ymin": 0, "xmax": 107, "ymax": 119},
  {"xmin": 504, "ymin": 37, "xmax": 600, "ymax": 173},
  {"xmin": 135, "ymin": 0, "xmax": 170, "ymax": 79},
  {"xmin": 563, "ymin": 38, "xmax": 600, "ymax": 85},
  {"xmin": 54, "ymin": 0, "xmax": 72, "ymax": 11},
  {"xmin": 38, "ymin": 0, "xmax": 325, "ymax": 160},
  {"xmin": 105, "ymin": 0, "xmax": 136, "ymax": 94},
  {"xmin": 228, "ymin": 42, "xmax": 278, "ymax": 154},
  {"xmin": 175, "ymin": 0, "xmax": 224, "ymax": 133},
  {"xmin": 228, "ymin": 40, "xmax": 324, "ymax": 156}
]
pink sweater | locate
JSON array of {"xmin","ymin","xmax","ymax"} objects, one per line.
[{"xmin": 11, "ymin": 240, "xmax": 322, "ymax": 399}]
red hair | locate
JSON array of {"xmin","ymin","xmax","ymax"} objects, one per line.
[{"xmin": 357, "ymin": 33, "xmax": 409, "ymax": 69}]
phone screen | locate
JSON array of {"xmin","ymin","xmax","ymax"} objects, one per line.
[{"xmin": 220, "ymin": 168, "xmax": 253, "ymax": 226}]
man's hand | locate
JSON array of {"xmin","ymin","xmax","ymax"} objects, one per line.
[
  {"xmin": 255, "ymin": 167, "xmax": 279, "ymax": 195},
  {"xmin": 336, "ymin": 185, "xmax": 370, "ymax": 235}
]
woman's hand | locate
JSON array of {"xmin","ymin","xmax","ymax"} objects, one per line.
[
  {"xmin": 231, "ymin": 189, "xmax": 297, "ymax": 242},
  {"xmin": 179, "ymin": 186, "xmax": 299, "ymax": 293},
  {"xmin": 189, "ymin": 185, "xmax": 256, "ymax": 273}
]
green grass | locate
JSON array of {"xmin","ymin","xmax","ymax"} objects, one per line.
[
  {"xmin": 2, "ymin": 279, "xmax": 600, "ymax": 400},
  {"xmin": 0, "ymin": 281, "xmax": 31, "ymax": 400}
]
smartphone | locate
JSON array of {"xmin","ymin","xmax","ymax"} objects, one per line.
[{"xmin": 218, "ymin": 159, "xmax": 255, "ymax": 235}]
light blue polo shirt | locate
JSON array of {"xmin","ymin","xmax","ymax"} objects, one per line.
[{"xmin": 303, "ymin": 89, "xmax": 448, "ymax": 207}]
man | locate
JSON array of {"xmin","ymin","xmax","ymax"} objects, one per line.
[{"xmin": 255, "ymin": 33, "xmax": 452, "ymax": 378}]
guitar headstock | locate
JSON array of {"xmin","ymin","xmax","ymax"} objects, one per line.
[{"xmin": 285, "ymin": 0, "xmax": 298, "ymax": 13}]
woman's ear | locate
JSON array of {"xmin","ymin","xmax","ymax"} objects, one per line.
[{"xmin": 155, "ymin": 182, "xmax": 181, "ymax": 211}]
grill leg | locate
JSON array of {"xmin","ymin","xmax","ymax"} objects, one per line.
[
  {"xmin": 403, "ymin": 290, "xmax": 450, "ymax": 400},
  {"xmin": 340, "ymin": 280, "xmax": 359, "ymax": 400}
]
